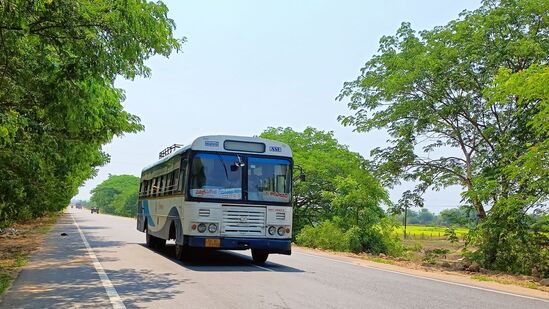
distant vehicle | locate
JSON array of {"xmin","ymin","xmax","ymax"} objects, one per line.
[
  {"xmin": 75, "ymin": 203, "xmax": 82, "ymax": 209},
  {"xmin": 137, "ymin": 135, "xmax": 296, "ymax": 265},
  {"xmin": 91, "ymin": 207, "xmax": 99, "ymax": 214}
]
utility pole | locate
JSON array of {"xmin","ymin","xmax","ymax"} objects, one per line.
[{"xmin": 403, "ymin": 205, "xmax": 408, "ymax": 240}]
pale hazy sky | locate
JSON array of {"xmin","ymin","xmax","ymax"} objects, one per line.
[{"xmin": 75, "ymin": 0, "xmax": 481, "ymax": 213}]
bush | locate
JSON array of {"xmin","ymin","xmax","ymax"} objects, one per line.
[
  {"xmin": 465, "ymin": 199, "xmax": 549, "ymax": 277},
  {"xmin": 296, "ymin": 218, "xmax": 403, "ymax": 256},
  {"xmin": 345, "ymin": 226, "xmax": 362, "ymax": 253},
  {"xmin": 296, "ymin": 221, "xmax": 350, "ymax": 252}
]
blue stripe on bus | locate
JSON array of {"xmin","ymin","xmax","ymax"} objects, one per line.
[
  {"xmin": 248, "ymin": 157, "xmax": 290, "ymax": 165},
  {"xmin": 143, "ymin": 200, "xmax": 155, "ymax": 227}
]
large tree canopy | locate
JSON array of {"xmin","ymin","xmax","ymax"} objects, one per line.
[
  {"xmin": 0, "ymin": 0, "xmax": 181, "ymax": 226},
  {"xmin": 260, "ymin": 127, "xmax": 392, "ymax": 253},
  {"xmin": 338, "ymin": 0, "xmax": 548, "ymax": 274}
]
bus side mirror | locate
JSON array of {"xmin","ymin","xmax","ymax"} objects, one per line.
[{"xmin": 299, "ymin": 173, "xmax": 305, "ymax": 181}]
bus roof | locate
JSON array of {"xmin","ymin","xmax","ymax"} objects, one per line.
[{"xmin": 141, "ymin": 135, "xmax": 292, "ymax": 173}]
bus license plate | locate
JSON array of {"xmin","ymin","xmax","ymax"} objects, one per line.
[{"xmin": 205, "ymin": 238, "xmax": 220, "ymax": 248}]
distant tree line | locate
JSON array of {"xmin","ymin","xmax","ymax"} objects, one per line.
[
  {"xmin": 89, "ymin": 175, "xmax": 140, "ymax": 217},
  {"xmin": 0, "ymin": 0, "xmax": 181, "ymax": 227},
  {"xmin": 394, "ymin": 206, "xmax": 478, "ymax": 228}
]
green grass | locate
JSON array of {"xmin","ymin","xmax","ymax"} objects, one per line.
[
  {"xmin": 369, "ymin": 257, "xmax": 395, "ymax": 265},
  {"xmin": 0, "ymin": 273, "xmax": 13, "ymax": 296},
  {"xmin": 471, "ymin": 274, "xmax": 538, "ymax": 290},
  {"xmin": 36, "ymin": 224, "xmax": 53, "ymax": 235},
  {"xmin": 396, "ymin": 225, "xmax": 469, "ymax": 238},
  {"xmin": 14, "ymin": 254, "xmax": 28, "ymax": 268}
]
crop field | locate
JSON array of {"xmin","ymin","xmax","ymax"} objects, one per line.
[{"xmin": 395, "ymin": 225, "xmax": 469, "ymax": 239}]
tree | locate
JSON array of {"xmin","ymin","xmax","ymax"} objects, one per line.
[
  {"xmin": 439, "ymin": 206, "xmax": 477, "ymax": 227},
  {"xmin": 0, "ymin": 0, "xmax": 181, "ymax": 226},
  {"xmin": 338, "ymin": 0, "xmax": 548, "ymax": 274},
  {"xmin": 261, "ymin": 127, "xmax": 401, "ymax": 255},
  {"xmin": 260, "ymin": 127, "xmax": 389, "ymax": 234},
  {"xmin": 90, "ymin": 175, "xmax": 140, "ymax": 217}
]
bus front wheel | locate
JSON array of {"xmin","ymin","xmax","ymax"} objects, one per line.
[
  {"xmin": 146, "ymin": 231, "xmax": 155, "ymax": 248},
  {"xmin": 146, "ymin": 231, "xmax": 164, "ymax": 249},
  {"xmin": 175, "ymin": 244, "xmax": 191, "ymax": 260},
  {"xmin": 251, "ymin": 249, "xmax": 269, "ymax": 265}
]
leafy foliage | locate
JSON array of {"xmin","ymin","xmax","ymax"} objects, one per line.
[
  {"xmin": 90, "ymin": 175, "xmax": 140, "ymax": 217},
  {"xmin": 261, "ymin": 127, "xmax": 401, "ymax": 255},
  {"xmin": 338, "ymin": 0, "xmax": 548, "ymax": 275},
  {"xmin": 0, "ymin": 0, "xmax": 181, "ymax": 226},
  {"xmin": 444, "ymin": 226, "xmax": 459, "ymax": 244}
]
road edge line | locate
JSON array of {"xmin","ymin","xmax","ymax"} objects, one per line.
[
  {"xmin": 295, "ymin": 251, "xmax": 549, "ymax": 303},
  {"xmin": 71, "ymin": 213, "xmax": 127, "ymax": 309}
]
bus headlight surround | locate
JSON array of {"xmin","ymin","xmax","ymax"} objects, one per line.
[
  {"xmin": 277, "ymin": 226, "xmax": 285, "ymax": 236},
  {"xmin": 197, "ymin": 223, "xmax": 207, "ymax": 233},
  {"xmin": 208, "ymin": 223, "xmax": 217, "ymax": 233},
  {"xmin": 268, "ymin": 226, "xmax": 276, "ymax": 235}
]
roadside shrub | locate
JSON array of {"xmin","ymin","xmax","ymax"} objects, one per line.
[
  {"xmin": 344, "ymin": 226, "xmax": 362, "ymax": 253},
  {"xmin": 296, "ymin": 218, "xmax": 403, "ymax": 256},
  {"xmin": 444, "ymin": 226, "xmax": 459, "ymax": 243},
  {"xmin": 465, "ymin": 199, "xmax": 549, "ymax": 277},
  {"xmin": 296, "ymin": 221, "xmax": 349, "ymax": 252}
]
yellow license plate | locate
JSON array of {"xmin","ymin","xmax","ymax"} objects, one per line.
[{"xmin": 205, "ymin": 238, "xmax": 220, "ymax": 248}]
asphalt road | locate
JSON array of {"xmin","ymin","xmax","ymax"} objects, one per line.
[{"xmin": 2, "ymin": 209, "xmax": 548, "ymax": 309}]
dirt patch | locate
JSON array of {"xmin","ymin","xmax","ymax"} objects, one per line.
[{"xmin": 0, "ymin": 213, "xmax": 60, "ymax": 296}]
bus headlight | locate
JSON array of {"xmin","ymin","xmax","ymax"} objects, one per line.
[
  {"xmin": 197, "ymin": 223, "xmax": 207, "ymax": 233},
  {"xmin": 208, "ymin": 223, "xmax": 217, "ymax": 233},
  {"xmin": 268, "ymin": 226, "xmax": 276, "ymax": 235},
  {"xmin": 277, "ymin": 226, "xmax": 285, "ymax": 236}
]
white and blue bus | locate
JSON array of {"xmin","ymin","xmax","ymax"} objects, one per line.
[{"xmin": 137, "ymin": 135, "xmax": 294, "ymax": 264}]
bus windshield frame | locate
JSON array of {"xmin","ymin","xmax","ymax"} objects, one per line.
[{"xmin": 187, "ymin": 151, "xmax": 292, "ymax": 206}]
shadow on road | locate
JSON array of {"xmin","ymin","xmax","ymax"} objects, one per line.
[
  {"xmin": 140, "ymin": 244, "xmax": 304, "ymax": 273},
  {"xmin": 0, "ymin": 215, "xmax": 188, "ymax": 309}
]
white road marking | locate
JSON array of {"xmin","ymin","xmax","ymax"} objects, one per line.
[
  {"xmin": 72, "ymin": 214, "xmax": 127, "ymax": 309},
  {"xmin": 295, "ymin": 251, "xmax": 549, "ymax": 303}
]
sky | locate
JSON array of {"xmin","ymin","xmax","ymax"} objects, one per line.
[{"xmin": 75, "ymin": 0, "xmax": 482, "ymax": 213}]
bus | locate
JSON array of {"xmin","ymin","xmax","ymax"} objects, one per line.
[{"xmin": 136, "ymin": 135, "xmax": 294, "ymax": 264}]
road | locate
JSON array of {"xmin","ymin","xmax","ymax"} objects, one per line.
[{"xmin": 1, "ymin": 209, "xmax": 548, "ymax": 309}]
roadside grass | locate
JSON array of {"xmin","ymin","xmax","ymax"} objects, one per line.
[
  {"xmin": 0, "ymin": 213, "xmax": 59, "ymax": 297},
  {"xmin": 369, "ymin": 257, "xmax": 395, "ymax": 265},
  {"xmin": 471, "ymin": 274, "xmax": 539, "ymax": 290},
  {"xmin": 0, "ymin": 274, "xmax": 12, "ymax": 297}
]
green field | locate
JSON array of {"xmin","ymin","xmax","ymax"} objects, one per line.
[{"xmin": 396, "ymin": 225, "xmax": 469, "ymax": 239}]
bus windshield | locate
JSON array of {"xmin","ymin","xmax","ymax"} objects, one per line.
[
  {"xmin": 248, "ymin": 157, "xmax": 291, "ymax": 203},
  {"xmin": 190, "ymin": 153, "xmax": 242, "ymax": 200}
]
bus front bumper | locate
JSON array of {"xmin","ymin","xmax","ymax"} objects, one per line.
[{"xmin": 186, "ymin": 236, "xmax": 291, "ymax": 255}]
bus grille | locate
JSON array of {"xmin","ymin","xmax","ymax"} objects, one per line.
[{"xmin": 221, "ymin": 206, "xmax": 266, "ymax": 236}]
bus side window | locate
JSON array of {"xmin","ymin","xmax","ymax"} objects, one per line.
[
  {"xmin": 159, "ymin": 175, "xmax": 165, "ymax": 196},
  {"xmin": 179, "ymin": 159, "xmax": 187, "ymax": 192},
  {"xmin": 172, "ymin": 170, "xmax": 179, "ymax": 193},
  {"xmin": 166, "ymin": 173, "xmax": 172, "ymax": 195},
  {"xmin": 151, "ymin": 178, "xmax": 157, "ymax": 196}
]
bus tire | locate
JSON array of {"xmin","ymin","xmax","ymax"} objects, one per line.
[
  {"xmin": 155, "ymin": 237, "xmax": 166, "ymax": 250},
  {"xmin": 251, "ymin": 249, "xmax": 269, "ymax": 265},
  {"xmin": 175, "ymin": 244, "xmax": 190, "ymax": 260},
  {"xmin": 146, "ymin": 231, "xmax": 156, "ymax": 249}
]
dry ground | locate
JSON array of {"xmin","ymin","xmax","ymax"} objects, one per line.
[
  {"xmin": 0, "ymin": 213, "xmax": 59, "ymax": 297},
  {"xmin": 297, "ymin": 235, "xmax": 549, "ymax": 293}
]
